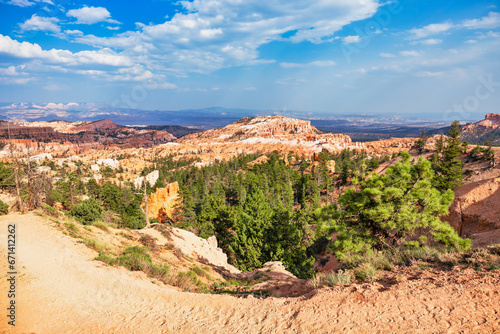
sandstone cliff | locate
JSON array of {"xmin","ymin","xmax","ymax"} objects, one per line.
[
  {"xmin": 461, "ymin": 113, "xmax": 500, "ymax": 145},
  {"xmin": 0, "ymin": 119, "xmax": 176, "ymax": 149},
  {"xmin": 442, "ymin": 177, "xmax": 500, "ymax": 247},
  {"xmin": 144, "ymin": 182, "xmax": 180, "ymax": 222},
  {"xmin": 178, "ymin": 116, "xmax": 352, "ymax": 146},
  {"xmin": 175, "ymin": 116, "xmax": 356, "ymax": 160}
]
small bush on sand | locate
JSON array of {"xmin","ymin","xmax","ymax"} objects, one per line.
[
  {"xmin": 308, "ymin": 270, "xmax": 353, "ymax": 288},
  {"xmin": 116, "ymin": 246, "xmax": 152, "ymax": 271},
  {"xmin": 354, "ymin": 263, "xmax": 378, "ymax": 281},
  {"xmin": 85, "ymin": 238, "xmax": 110, "ymax": 253},
  {"xmin": 139, "ymin": 234, "xmax": 159, "ymax": 252},
  {"xmin": 92, "ymin": 220, "xmax": 109, "ymax": 232}
]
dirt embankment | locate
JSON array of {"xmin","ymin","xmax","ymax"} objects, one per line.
[{"xmin": 0, "ymin": 213, "xmax": 499, "ymax": 334}]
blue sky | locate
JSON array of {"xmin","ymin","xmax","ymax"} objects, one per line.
[{"xmin": 0, "ymin": 0, "xmax": 499, "ymax": 120}]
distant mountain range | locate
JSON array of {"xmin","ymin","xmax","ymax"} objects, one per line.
[
  {"xmin": 427, "ymin": 113, "xmax": 500, "ymax": 146},
  {"xmin": 0, "ymin": 102, "xmax": 459, "ymax": 141}
]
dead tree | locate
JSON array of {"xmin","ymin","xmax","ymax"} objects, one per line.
[
  {"xmin": 8, "ymin": 123, "xmax": 24, "ymax": 213},
  {"xmin": 26, "ymin": 142, "xmax": 33, "ymax": 210},
  {"xmin": 137, "ymin": 181, "xmax": 150, "ymax": 229}
]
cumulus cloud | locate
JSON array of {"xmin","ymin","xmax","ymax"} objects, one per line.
[
  {"xmin": 411, "ymin": 38, "xmax": 442, "ymax": 45},
  {"xmin": 0, "ymin": 65, "xmax": 26, "ymax": 76},
  {"xmin": 380, "ymin": 52, "xmax": 396, "ymax": 58},
  {"xmin": 67, "ymin": 6, "xmax": 120, "ymax": 25},
  {"xmin": 399, "ymin": 50, "xmax": 422, "ymax": 57},
  {"xmin": 310, "ymin": 60, "xmax": 336, "ymax": 67},
  {"xmin": 279, "ymin": 60, "xmax": 335, "ymax": 68},
  {"xmin": 7, "ymin": 0, "xmax": 53, "ymax": 7},
  {"xmin": 68, "ymin": 0, "xmax": 380, "ymax": 72},
  {"xmin": 408, "ymin": 22, "xmax": 453, "ymax": 39},
  {"xmin": 416, "ymin": 71, "xmax": 443, "ymax": 77},
  {"xmin": 0, "ymin": 77, "xmax": 32, "ymax": 84},
  {"xmin": 462, "ymin": 12, "xmax": 500, "ymax": 29},
  {"xmin": 342, "ymin": 35, "xmax": 362, "ymax": 44},
  {"xmin": 0, "ymin": 34, "xmax": 132, "ymax": 67},
  {"xmin": 20, "ymin": 14, "xmax": 60, "ymax": 33}
]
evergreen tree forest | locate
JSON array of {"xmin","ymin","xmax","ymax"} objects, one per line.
[{"xmin": 140, "ymin": 150, "xmax": 393, "ymax": 278}]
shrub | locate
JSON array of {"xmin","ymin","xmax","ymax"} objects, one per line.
[
  {"xmin": 116, "ymin": 246, "xmax": 152, "ymax": 271},
  {"xmin": 148, "ymin": 264, "xmax": 170, "ymax": 281},
  {"xmin": 139, "ymin": 235, "xmax": 159, "ymax": 252},
  {"xmin": 171, "ymin": 270, "xmax": 207, "ymax": 292},
  {"xmin": 192, "ymin": 265, "xmax": 211, "ymax": 279},
  {"xmin": 42, "ymin": 204, "xmax": 59, "ymax": 217},
  {"xmin": 0, "ymin": 200, "xmax": 8, "ymax": 215},
  {"xmin": 70, "ymin": 198, "xmax": 103, "ymax": 225},
  {"xmin": 308, "ymin": 270, "xmax": 354, "ymax": 288},
  {"xmin": 95, "ymin": 252, "xmax": 116, "ymax": 266},
  {"xmin": 85, "ymin": 238, "xmax": 110, "ymax": 253},
  {"xmin": 342, "ymin": 250, "xmax": 393, "ymax": 271},
  {"xmin": 354, "ymin": 263, "xmax": 378, "ymax": 281},
  {"xmin": 92, "ymin": 220, "xmax": 109, "ymax": 232},
  {"xmin": 323, "ymin": 270, "xmax": 353, "ymax": 286}
]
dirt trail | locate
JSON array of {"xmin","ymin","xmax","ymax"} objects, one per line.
[{"xmin": 0, "ymin": 214, "xmax": 499, "ymax": 334}]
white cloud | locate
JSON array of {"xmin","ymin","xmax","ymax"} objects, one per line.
[
  {"xmin": 310, "ymin": 60, "xmax": 336, "ymax": 67},
  {"xmin": 106, "ymin": 26, "xmax": 120, "ymax": 31},
  {"xmin": 280, "ymin": 62, "xmax": 303, "ymax": 68},
  {"xmin": 275, "ymin": 77, "xmax": 307, "ymax": 85},
  {"xmin": 68, "ymin": 0, "xmax": 380, "ymax": 72},
  {"xmin": 65, "ymin": 30, "xmax": 83, "ymax": 36},
  {"xmin": 380, "ymin": 52, "xmax": 396, "ymax": 58},
  {"xmin": 342, "ymin": 35, "xmax": 362, "ymax": 44},
  {"xmin": 478, "ymin": 31, "xmax": 500, "ymax": 38},
  {"xmin": 462, "ymin": 12, "xmax": 500, "ymax": 29},
  {"xmin": 0, "ymin": 34, "xmax": 132, "ymax": 67},
  {"xmin": 20, "ymin": 14, "xmax": 60, "ymax": 33},
  {"xmin": 465, "ymin": 39, "xmax": 478, "ymax": 44},
  {"xmin": 411, "ymin": 38, "xmax": 443, "ymax": 45},
  {"xmin": 280, "ymin": 60, "xmax": 335, "ymax": 68},
  {"xmin": 43, "ymin": 83, "xmax": 67, "ymax": 91},
  {"xmin": 408, "ymin": 22, "xmax": 453, "ymax": 39},
  {"xmin": 7, "ymin": 0, "xmax": 53, "ymax": 7},
  {"xmin": 399, "ymin": 50, "xmax": 422, "ymax": 57},
  {"xmin": 0, "ymin": 65, "xmax": 26, "ymax": 76},
  {"xmin": 67, "ymin": 6, "xmax": 120, "ymax": 25},
  {"xmin": 416, "ymin": 71, "xmax": 443, "ymax": 77}
]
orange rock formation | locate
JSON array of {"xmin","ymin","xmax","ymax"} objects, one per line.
[
  {"xmin": 143, "ymin": 182, "xmax": 180, "ymax": 222},
  {"xmin": 442, "ymin": 177, "xmax": 500, "ymax": 247}
]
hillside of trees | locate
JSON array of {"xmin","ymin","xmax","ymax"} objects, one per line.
[{"xmin": 0, "ymin": 121, "xmax": 479, "ymax": 279}]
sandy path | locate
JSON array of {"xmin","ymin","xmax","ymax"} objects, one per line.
[{"xmin": 0, "ymin": 213, "xmax": 499, "ymax": 334}]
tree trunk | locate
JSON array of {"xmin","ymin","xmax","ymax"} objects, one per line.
[
  {"xmin": 8, "ymin": 123, "xmax": 24, "ymax": 213},
  {"xmin": 144, "ymin": 182, "xmax": 150, "ymax": 228}
]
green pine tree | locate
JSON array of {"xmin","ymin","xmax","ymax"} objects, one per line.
[{"xmin": 322, "ymin": 152, "xmax": 470, "ymax": 260}]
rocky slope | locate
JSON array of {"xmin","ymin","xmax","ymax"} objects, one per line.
[
  {"xmin": 175, "ymin": 116, "xmax": 360, "ymax": 161},
  {"xmin": 2, "ymin": 213, "xmax": 499, "ymax": 334},
  {"xmin": 443, "ymin": 176, "xmax": 500, "ymax": 247},
  {"xmin": 179, "ymin": 116, "xmax": 352, "ymax": 147},
  {"xmin": 0, "ymin": 119, "xmax": 176, "ymax": 149},
  {"xmin": 461, "ymin": 113, "xmax": 500, "ymax": 145}
]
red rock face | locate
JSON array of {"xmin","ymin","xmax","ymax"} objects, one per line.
[
  {"xmin": 0, "ymin": 120, "xmax": 176, "ymax": 149},
  {"xmin": 463, "ymin": 113, "xmax": 500, "ymax": 132},
  {"xmin": 485, "ymin": 113, "xmax": 500, "ymax": 123},
  {"xmin": 69, "ymin": 119, "xmax": 120, "ymax": 132},
  {"xmin": 442, "ymin": 177, "xmax": 500, "ymax": 247}
]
